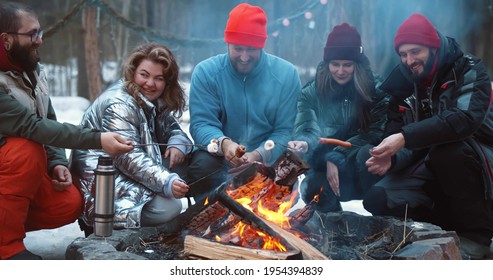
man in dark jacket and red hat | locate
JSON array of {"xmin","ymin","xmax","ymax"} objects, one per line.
[{"xmin": 363, "ymin": 13, "xmax": 493, "ymax": 259}]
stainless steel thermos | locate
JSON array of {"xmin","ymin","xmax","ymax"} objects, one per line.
[{"xmin": 93, "ymin": 156, "xmax": 116, "ymax": 237}]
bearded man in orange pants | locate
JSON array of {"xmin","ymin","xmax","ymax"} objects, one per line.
[{"xmin": 0, "ymin": 2, "xmax": 133, "ymax": 260}]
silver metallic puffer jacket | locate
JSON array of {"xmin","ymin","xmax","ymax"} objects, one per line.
[{"xmin": 70, "ymin": 80, "xmax": 192, "ymax": 228}]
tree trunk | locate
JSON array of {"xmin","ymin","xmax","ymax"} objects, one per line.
[{"xmin": 82, "ymin": 7, "xmax": 102, "ymax": 101}]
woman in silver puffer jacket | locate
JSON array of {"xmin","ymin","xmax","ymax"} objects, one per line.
[{"xmin": 70, "ymin": 43, "xmax": 192, "ymax": 232}]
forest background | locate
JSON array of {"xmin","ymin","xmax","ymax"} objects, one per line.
[{"xmin": 11, "ymin": 0, "xmax": 493, "ymax": 101}]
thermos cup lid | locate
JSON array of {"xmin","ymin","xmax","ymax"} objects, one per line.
[{"xmin": 98, "ymin": 156, "xmax": 113, "ymax": 166}]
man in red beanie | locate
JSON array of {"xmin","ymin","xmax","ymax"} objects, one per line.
[
  {"xmin": 0, "ymin": 2, "xmax": 133, "ymax": 260},
  {"xmin": 187, "ymin": 3, "xmax": 301, "ymax": 199},
  {"xmin": 363, "ymin": 13, "xmax": 493, "ymax": 259}
]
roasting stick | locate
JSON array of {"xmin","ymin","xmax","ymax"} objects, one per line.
[
  {"xmin": 188, "ymin": 144, "xmax": 247, "ymax": 187},
  {"xmin": 133, "ymin": 143, "xmax": 206, "ymax": 148},
  {"xmin": 188, "ymin": 140, "xmax": 276, "ymax": 187}
]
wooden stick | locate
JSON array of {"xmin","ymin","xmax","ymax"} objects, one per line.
[{"xmin": 133, "ymin": 143, "xmax": 205, "ymax": 148}]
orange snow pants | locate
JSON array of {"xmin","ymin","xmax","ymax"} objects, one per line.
[{"xmin": 0, "ymin": 138, "xmax": 82, "ymax": 259}]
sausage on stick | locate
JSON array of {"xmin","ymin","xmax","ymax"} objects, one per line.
[
  {"xmin": 235, "ymin": 145, "xmax": 246, "ymax": 158},
  {"xmin": 318, "ymin": 137, "xmax": 352, "ymax": 148}
]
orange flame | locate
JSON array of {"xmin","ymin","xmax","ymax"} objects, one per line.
[
  {"xmin": 227, "ymin": 221, "xmax": 287, "ymax": 252},
  {"xmin": 204, "ymin": 197, "xmax": 209, "ymax": 206},
  {"xmin": 222, "ymin": 174, "xmax": 325, "ymax": 249},
  {"xmin": 220, "ymin": 173, "xmax": 298, "ymax": 251},
  {"xmin": 235, "ymin": 197, "xmax": 253, "ymax": 212},
  {"xmin": 257, "ymin": 200, "xmax": 291, "ymax": 228},
  {"xmin": 233, "ymin": 175, "xmax": 295, "ymax": 229}
]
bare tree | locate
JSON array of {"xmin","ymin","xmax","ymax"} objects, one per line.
[{"xmin": 82, "ymin": 7, "xmax": 102, "ymax": 101}]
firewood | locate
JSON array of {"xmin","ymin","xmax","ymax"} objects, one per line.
[
  {"xmin": 201, "ymin": 212, "xmax": 240, "ymax": 239},
  {"xmin": 184, "ymin": 235, "xmax": 301, "ymax": 260},
  {"xmin": 290, "ymin": 200, "xmax": 317, "ymax": 227},
  {"xmin": 259, "ymin": 217, "xmax": 329, "ymax": 260},
  {"xmin": 186, "ymin": 202, "xmax": 228, "ymax": 233}
]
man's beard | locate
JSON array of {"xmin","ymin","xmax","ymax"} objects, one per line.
[
  {"xmin": 410, "ymin": 51, "xmax": 436, "ymax": 82},
  {"xmin": 9, "ymin": 40, "xmax": 40, "ymax": 72}
]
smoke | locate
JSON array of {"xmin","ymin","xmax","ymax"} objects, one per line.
[{"xmin": 331, "ymin": 0, "xmax": 487, "ymax": 77}]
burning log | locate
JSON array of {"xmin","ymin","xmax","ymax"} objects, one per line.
[
  {"xmin": 201, "ymin": 212, "xmax": 240, "ymax": 239},
  {"xmin": 227, "ymin": 173, "xmax": 291, "ymax": 213},
  {"xmin": 271, "ymin": 150, "xmax": 309, "ymax": 186},
  {"xmin": 186, "ymin": 201, "xmax": 229, "ymax": 233},
  {"xmin": 289, "ymin": 194, "xmax": 320, "ymax": 228},
  {"xmin": 259, "ymin": 217, "xmax": 329, "ymax": 260},
  {"xmin": 184, "ymin": 235, "xmax": 301, "ymax": 260}
]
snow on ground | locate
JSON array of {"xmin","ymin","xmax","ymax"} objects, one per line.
[{"xmin": 24, "ymin": 96, "xmax": 368, "ymax": 260}]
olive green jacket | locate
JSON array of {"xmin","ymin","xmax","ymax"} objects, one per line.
[{"xmin": 0, "ymin": 65, "xmax": 101, "ymax": 174}]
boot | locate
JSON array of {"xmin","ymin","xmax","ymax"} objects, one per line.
[
  {"xmin": 7, "ymin": 249, "xmax": 42, "ymax": 260},
  {"xmin": 459, "ymin": 236, "xmax": 492, "ymax": 260},
  {"xmin": 78, "ymin": 219, "xmax": 93, "ymax": 237}
]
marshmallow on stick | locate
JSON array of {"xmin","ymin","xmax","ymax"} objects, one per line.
[
  {"xmin": 264, "ymin": 140, "xmax": 275, "ymax": 151},
  {"xmin": 207, "ymin": 139, "xmax": 219, "ymax": 153}
]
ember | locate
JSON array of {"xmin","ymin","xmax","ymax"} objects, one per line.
[
  {"xmin": 186, "ymin": 198, "xmax": 290, "ymax": 253},
  {"xmin": 227, "ymin": 173, "xmax": 293, "ymax": 229},
  {"xmin": 215, "ymin": 221, "xmax": 287, "ymax": 252}
]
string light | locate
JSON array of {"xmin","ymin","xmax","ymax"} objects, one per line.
[{"xmin": 45, "ymin": 0, "xmax": 323, "ymax": 47}]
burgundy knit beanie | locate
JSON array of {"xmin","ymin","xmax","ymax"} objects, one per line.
[
  {"xmin": 394, "ymin": 14, "xmax": 441, "ymax": 53},
  {"xmin": 224, "ymin": 3, "xmax": 268, "ymax": 48},
  {"xmin": 323, "ymin": 23, "xmax": 364, "ymax": 62}
]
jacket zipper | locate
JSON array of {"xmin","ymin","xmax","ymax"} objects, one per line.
[
  {"xmin": 342, "ymin": 97, "xmax": 351, "ymax": 125},
  {"xmin": 243, "ymin": 76, "xmax": 249, "ymax": 141}
]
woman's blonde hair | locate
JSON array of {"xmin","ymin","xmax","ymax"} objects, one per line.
[{"xmin": 123, "ymin": 43, "xmax": 185, "ymax": 118}]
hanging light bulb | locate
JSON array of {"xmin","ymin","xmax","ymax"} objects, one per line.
[{"xmin": 308, "ymin": 20, "xmax": 316, "ymax": 29}]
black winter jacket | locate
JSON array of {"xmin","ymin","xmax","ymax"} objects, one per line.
[
  {"xmin": 293, "ymin": 65, "xmax": 388, "ymax": 169},
  {"xmin": 381, "ymin": 33, "xmax": 493, "ymax": 199}
]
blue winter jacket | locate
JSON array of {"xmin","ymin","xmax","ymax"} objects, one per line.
[{"xmin": 189, "ymin": 50, "xmax": 301, "ymax": 165}]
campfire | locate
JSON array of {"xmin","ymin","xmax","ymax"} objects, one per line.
[
  {"xmin": 67, "ymin": 149, "xmax": 463, "ymax": 260},
  {"xmin": 174, "ymin": 150, "xmax": 330, "ymax": 260},
  {"xmin": 115, "ymin": 150, "xmax": 459, "ymax": 260}
]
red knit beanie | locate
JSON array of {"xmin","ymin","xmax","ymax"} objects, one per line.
[
  {"xmin": 394, "ymin": 14, "xmax": 441, "ymax": 53},
  {"xmin": 323, "ymin": 23, "xmax": 364, "ymax": 62},
  {"xmin": 224, "ymin": 3, "xmax": 268, "ymax": 49}
]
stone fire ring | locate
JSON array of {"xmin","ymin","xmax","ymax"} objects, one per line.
[{"xmin": 65, "ymin": 211, "xmax": 462, "ymax": 260}]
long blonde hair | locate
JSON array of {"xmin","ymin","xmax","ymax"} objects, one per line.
[{"xmin": 123, "ymin": 43, "xmax": 185, "ymax": 118}]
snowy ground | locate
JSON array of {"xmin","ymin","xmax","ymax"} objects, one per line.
[{"xmin": 23, "ymin": 96, "xmax": 369, "ymax": 259}]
